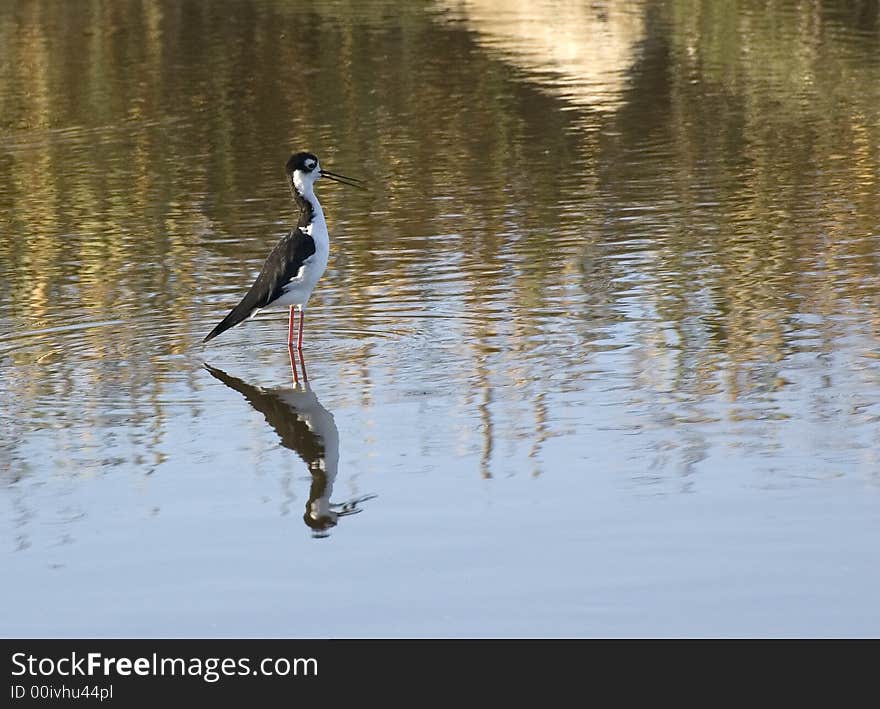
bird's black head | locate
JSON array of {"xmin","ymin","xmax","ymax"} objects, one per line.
[
  {"xmin": 285, "ymin": 151, "xmax": 364, "ymax": 193},
  {"xmin": 286, "ymin": 152, "xmax": 320, "ymax": 176}
]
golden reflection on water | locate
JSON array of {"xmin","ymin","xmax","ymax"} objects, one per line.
[
  {"xmin": 1, "ymin": 0, "xmax": 880, "ymax": 488},
  {"xmin": 438, "ymin": 0, "xmax": 645, "ymax": 110}
]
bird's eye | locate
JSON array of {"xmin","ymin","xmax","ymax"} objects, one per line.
[{"xmin": 304, "ymin": 159, "xmax": 316, "ymax": 170}]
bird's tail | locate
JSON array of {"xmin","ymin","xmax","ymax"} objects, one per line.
[{"xmin": 203, "ymin": 302, "xmax": 256, "ymax": 343}]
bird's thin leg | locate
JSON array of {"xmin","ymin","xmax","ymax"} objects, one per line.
[
  {"xmin": 287, "ymin": 344, "xmax": 299, "ymax": 384},
  {"xmin": 297, "ymin": 306, "xmax": 305, "ymax": 351},
  {"xmin": 287, "ymin": 305, "xmax": 296, "ymax": 347}
]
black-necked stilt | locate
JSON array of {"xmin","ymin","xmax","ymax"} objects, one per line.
[{"xmin": 203, "ymin": 152, "xmax": 362, "ymax": 348}]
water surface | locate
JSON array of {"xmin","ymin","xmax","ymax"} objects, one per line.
[{"xmin": 2, "ymin": 0, "xmax": 880, "ymax": 637}]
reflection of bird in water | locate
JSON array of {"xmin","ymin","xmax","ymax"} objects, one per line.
[{"xmin": 204, "ymin": 360, "xmax": 375, "ymax": 537}]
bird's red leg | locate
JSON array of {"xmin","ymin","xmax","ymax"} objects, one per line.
[
  {"xmin": 297, "ymin": 307, "xmax": 305, "ymax": 351},
  {"xmin": 287, "ymin": 344, "xmax": 299, "ymax": 384},
  {"xmin": 287, "ymin": 305, "xmax": 296, "ymax": 347}
]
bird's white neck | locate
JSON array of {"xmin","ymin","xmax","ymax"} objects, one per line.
[
  {"xmin": 291, "ymin": 177, "xmax": 326, "ymax": 234},
  {"xmin": 292, "ymin": 170, "xmax": 314, "ymax": 198}
]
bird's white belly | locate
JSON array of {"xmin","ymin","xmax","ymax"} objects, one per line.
[{"xmin": 274, "ymin": 245, "xmax": 329, "ymax": 308}]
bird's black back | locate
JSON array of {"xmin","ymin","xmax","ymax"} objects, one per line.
[{"xmin": 203, "ymin": 228, "xmax": 316, "ymax": 343}]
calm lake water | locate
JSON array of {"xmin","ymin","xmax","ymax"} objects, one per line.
[{"xmin": 2, "ymin": 0, "xmax": 880, "ymax": 637}]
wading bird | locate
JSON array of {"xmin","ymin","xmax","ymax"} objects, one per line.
[{"xmin": 203, "ymin": 152, "xmax": 362, "ymax": 348}]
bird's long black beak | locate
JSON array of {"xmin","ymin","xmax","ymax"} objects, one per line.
[{"xmin": 320, "ymin": 169, "xmax": 365, "ymax": 190}]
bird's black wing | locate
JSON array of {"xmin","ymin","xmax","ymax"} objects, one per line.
[{"xmin": 203, "ymin": 228, "xmax": 316, "ymax": 343}]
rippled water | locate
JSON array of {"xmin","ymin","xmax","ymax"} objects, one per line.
[{"xmin": 2, "ymin": 0, "xmax": 880, "ymax": 637}]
